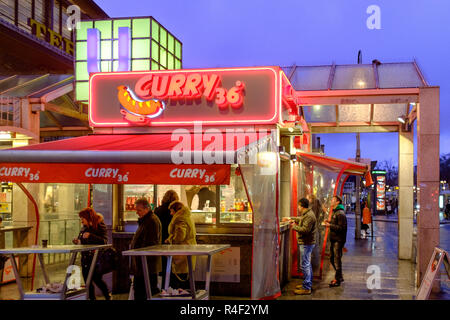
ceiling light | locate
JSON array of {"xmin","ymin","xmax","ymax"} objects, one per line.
[{"xmin": 397, "ymin": 116, "xmax": 406, "ymax": 124}]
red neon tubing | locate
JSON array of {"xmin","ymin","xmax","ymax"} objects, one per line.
[{"xmin": 16, "ymin": 183, "xmax": 40, "ymax": 291}]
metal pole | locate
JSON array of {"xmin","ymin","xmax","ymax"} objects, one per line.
[{"xmin": 355, "ymin": 133, "xmax": 362, "ymax": 239}]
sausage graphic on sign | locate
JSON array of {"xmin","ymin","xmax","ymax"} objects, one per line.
[{"xmin": 117, "ymin": 85, "xmax": 165, "ymax": 124}]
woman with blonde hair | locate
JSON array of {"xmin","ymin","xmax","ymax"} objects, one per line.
[
  {"xmin": 166, "ymin": 200, "xmax": 197, "ymax": 290},
  {"xmin": 154, "ymin": 190, "xmax": 179, "ymax": 288},
  {"xmin": 72, "ymin": 207, "xmax": 110, "ymax": 300}
]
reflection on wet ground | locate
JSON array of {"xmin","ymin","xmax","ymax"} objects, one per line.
[
  {"xmin": 279, "ymin": 217, "xmax": 450, "ymax": 300},
  {"xmin": 1, "ymin": 219, "xmax": 449, "ymax": 300}
]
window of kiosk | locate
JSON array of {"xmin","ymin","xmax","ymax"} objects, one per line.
[
  {"xmin": 123, "ymin": 185, "xmax": 155, "ymax": 221},
  {"xmin": 219, "ymin": 167, "xmax": 252, "ymax": 225},
  {"xmin": 0, "ymin": 182, "xmax": 13, "ymax": 223},
  {"xmin": 37, "ymin": 184, "xmax": 89, "ymax": 248},
  {"xmin": 156, "ymin": 185, "xmax": 216, "ymax": 225}
]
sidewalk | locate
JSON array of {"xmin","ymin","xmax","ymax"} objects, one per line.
[{"xmin": 279, "ymin": 218, "xmax": 450, "ymax": 300}]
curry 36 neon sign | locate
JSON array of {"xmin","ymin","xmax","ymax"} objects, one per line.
[
  {"xmin": 89, "ymin": 67, "xmax": 289, "ymax": 127},
  {"xmin": 116, "ymin": 73, "xmax": 245, "ymax": 123}
]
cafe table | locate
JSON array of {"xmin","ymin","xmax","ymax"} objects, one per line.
[
  {"xmin": 0, "ymin": 244, "xmax": 111, "ymax": 300},
  {"xmin": 122, "ymin": 244, "xmax": 230, "ymax": 300}
]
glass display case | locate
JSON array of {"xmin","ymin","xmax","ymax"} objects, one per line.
[
  {"xmin": 219, "ymin": 167, "xmax": 252, "ymax": 224},
  {"xmin": 123, "ymin": 184, "xmax": 155, "ymax": 221}
]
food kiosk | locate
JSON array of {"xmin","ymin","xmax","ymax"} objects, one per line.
[{"xmin": 0, "ymin": 66, "xmax": 306, "ymax": 299}]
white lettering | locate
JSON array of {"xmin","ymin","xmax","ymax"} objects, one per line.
[
  {"xmin": 171, "ymin": 129, "xmax": 192, "ymax": 164},
  {"xmin": 112, "ymin": 169, "xmax": 119, "ymax": 178},
  {"xmin": 98, "ymin": 168, "xmax": 106, "ymax": 178},
  {"xmin": 367, "ymin": 265, "xmax": 381, "ymax": 289},
  {"xmin": 170, "ymin": 168, "xmax": 177, "ymax": 178},
  {"xmin": 85, "ymin": 168, "xmax": 93, "ymax": 177},
  {"xmin": 24, "ymin": 168, "xmax": 30, "ymax": 177},
  {"xmin": 366, "ymin": 5, "xmax": 381, "ymax": 30},
  {"xmin": 199, "ymin": 169, "xmax": 206, "ymax": 179},
  {"xmin": 191, "ymin": 169, "xmax": 199, "ymax": 178}
]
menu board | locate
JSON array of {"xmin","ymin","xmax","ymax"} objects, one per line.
[
  {"xmin": 376, "ymin": 175, "xmax": 386, "ymax": 211},
  {"xmin": 416, "ymin": 247, "xmax": 450, "ymax": 300}
]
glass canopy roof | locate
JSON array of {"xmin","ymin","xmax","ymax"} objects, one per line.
[
  {"xmin": 282, "ymin": 61, "xmax": 427, "ymax": 91},
  {"xmin": 283, "ymin": 61, "xmax": 426, "ymax": 125}
]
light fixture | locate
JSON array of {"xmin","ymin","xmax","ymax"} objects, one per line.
[
  {"xmin": 290, "ymin": 154, "xmax": 297, "ymax": 162},
  {"xmin": 397, "ymin": 116, "xmax": 406, "ymax": 124},
  {"xmin": 0, "ymin": 131, "xmax": 11, "ymax": 139},
  {"xmin": 288, "ymin": 127, "xmax": 294, "ymax": 133}
]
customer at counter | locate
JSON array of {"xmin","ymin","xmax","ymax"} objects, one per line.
[
  {"xmin": 288, "ymin": 198, "xmax": 317, "ymax": 295},
  {"xmin": 166, "ymin": 201, "xmax": 197, "ymax": 290},
  {"xmin": 154, "ymin": 190, "xmax": 179, "ymax": 288},
  {"xmin": 130, "ymin": 198, "xmax": 162, "ymax": 300},
  {"xmin": 73, "ymin": 207, "xmax": 110, "ymax": 300}
]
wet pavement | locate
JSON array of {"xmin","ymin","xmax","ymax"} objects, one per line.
[
  {"xmin": 1, "ymin": 218, "xmax": 449, "ymax": 300},
  {"xmin": 279, "ymin": 217, "xmax": 450, "ymax": 300}
]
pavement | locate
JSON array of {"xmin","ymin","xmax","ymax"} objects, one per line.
[
  {"xmin": 279, "ymin": 217, "xmax": 450, "ymax": 300},
  {"xmin": 1, "ymin": 218, "xmax": 449, "ymax": 300}
]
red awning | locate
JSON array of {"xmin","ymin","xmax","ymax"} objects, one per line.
[
  {"xmin": 0, "ymin": 132, "xmax": 270, "ymax": 184},
  {"xmin": 296, "ymin": 150, "xmax": 369, "ymax": 176}
]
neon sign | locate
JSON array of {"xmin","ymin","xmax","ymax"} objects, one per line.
[{"xmin": 89, "ymin": 67, "xmax": 289, "ymax": 127}]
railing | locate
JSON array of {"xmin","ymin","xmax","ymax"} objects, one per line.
[{"xmin": 38, "ymin": 218, "xmax": 81, "ymax": 264}]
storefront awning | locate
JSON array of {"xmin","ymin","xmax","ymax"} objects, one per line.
[
  {"xmin": 296, "ymin": 150, "xmax": 369, "ymax": 176},
  {"xmin": 0, "ymin": 133, "xmax": 271, "ymax": 184}
]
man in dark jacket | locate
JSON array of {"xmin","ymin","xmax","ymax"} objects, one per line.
[
  {"xmin": 130, "ymin": 198, "xmax": 162, "ymax": 300},
  {"xmin": 290, "ymin": 198, "xmax": 317, "ymax": 295},
  {"xmin": 324, "ymin": 195, "xmax": 347, "ymax": 287}
]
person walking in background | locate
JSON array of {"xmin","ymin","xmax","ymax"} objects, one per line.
[
  {"xmin": 289, "ymin": 198, "xmax": 317, "ymax": 295},
  {"xmin": 73, "ymin": 207, "xmax": 110, "ymax": 300},
  {"xmin": 323, "ymin": 195, "xmax": 347, "ymax": 287},
  {"xmin": 361, "ymin": 200, "xmax": 372, "ymax": 238},
  {"xmin": 166, "ymin": 201, "xmax": 197, "ymax": 290},
  {"xmin": 130, "ymin": 198, "xmax": 162, "ymax": 300},
  {"xmin": 154, "ymin": 190, "xmax": 179, "ymax": 289}
]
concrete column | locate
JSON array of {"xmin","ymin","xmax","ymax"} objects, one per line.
[
  {"xmin": 398, "ymin": 126, "xmax": 414, "ymax": 260},
  {"xmin": 417, "ymin": 87, "xmax": 440, "ymax": 291}
]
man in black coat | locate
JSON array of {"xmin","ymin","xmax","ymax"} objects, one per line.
[
  {"xmin": 323, "ymin": 195, "xmax": 347, "ymax": 287},
  {"xmin": 130, "ymin": 198, "xmax": 162, "ymax": 300}
]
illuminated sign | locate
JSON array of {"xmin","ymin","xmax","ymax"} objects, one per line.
[
  {"xmin": 28, "ymin": 18, "xmax": 74, "ymax": 55},
  {"xmin": 376, "ymin": 175, "xmax": 386, "ymax": 211},
  {"xmin": 89, "ymin": 66, "xmax": 289, "ymax": 127}
]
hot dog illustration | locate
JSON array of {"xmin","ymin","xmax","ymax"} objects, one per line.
[{"xmin": 117, "ymin": 85, "xmax": 165, "ymax": 123}]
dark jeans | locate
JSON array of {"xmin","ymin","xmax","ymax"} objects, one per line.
[
  {"xmin": 133, "ymin": 274, "xmax": 159, "ymax": 300},
  {"xmin": 81, "ymin": 265, "xmax": 110, "ymax": 300},
  {"xmin": 170, "ymin": 272, "xmax": 189, "ymax": 290},
  {"xmin": 330, "ymin": 241, "xmax": 345, "ymax": 281}
]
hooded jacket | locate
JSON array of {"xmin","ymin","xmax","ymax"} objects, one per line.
[
  {"xmin": 329, "ymin": 204, "xmax": 347, "ymax": 243},
  {"xmin": 167, "ymin": 203, "xmax": 197, "ymax": 274},
  {"xmin": 292, "ymin": 208, "xmax": 317, "ymax": 245}
]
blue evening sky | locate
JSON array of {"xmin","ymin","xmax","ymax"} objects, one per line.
[{"xmin": 95, "ymin": 0, "xmax": 450, "ymax": 166}]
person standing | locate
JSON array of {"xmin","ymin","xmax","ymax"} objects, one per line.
[
  {"xmin": 73, "ymin": 208, "xmax": 110, "ymax": 300},
  {"xmin": 166, "ymin": 201, "xmax": 197, "ymax": 290},
  {"xmin": 361, "ymin": 200, "xmax": 372, "ymax": 238},
  {"xmin": 130, "ymin": 198, "xmax": 162, "ymax": 300},
  {"xmin": 289, "ymin": 198, "xmax": 317, "ymax": 295},
  {"xmin": 154, "ymin": 190, "xmax": 179, "ymax": 289},
  {"xmin": 323, "ymin": 195, "xmax": 347, "ymax": 287}
]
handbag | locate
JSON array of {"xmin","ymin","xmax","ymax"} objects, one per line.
[{"xmin": 95, "ymin": 247, "xmax": 119, "ymax": 275}]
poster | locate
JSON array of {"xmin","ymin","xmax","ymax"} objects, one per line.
[
  {"xmin": 194, "ymin": 247, "xmax": 240, "ymax": 283},
  {"xmin": 416, "ymin": 247, "xmax": 450, "ymax": 300},
  {"xmin": 376, "ymin": 175, "xmax": 386, "ymax": 211},
  {"xmin": 1, "ymin": 256, "xmax": 18, "ymax": 284}
]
